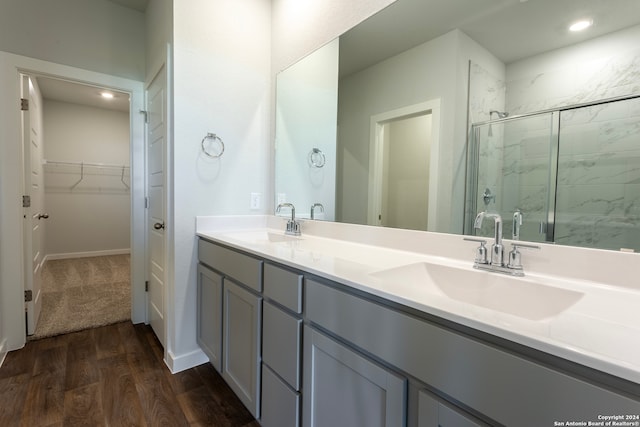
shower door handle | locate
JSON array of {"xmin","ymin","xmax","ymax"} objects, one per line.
[{"xmin": 539, "ymin": 221, "xmax": 547, "ymax": 234}]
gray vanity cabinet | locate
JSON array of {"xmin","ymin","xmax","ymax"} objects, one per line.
[
  {"xmin": 196, "ymin": 264, "xmax": 223, "ymax": 372},
  {"xmin": 197, "ymin": 238, "xmax": 640, "ymax": 427},
  {"xmin": 222, "ymin": 278, "xmax": 262, "ymax": 419},
  {"xmin": 417, "ymin": 389, "xmax": 488, "ymax": 427},
  {"xmin": 261, "ymin": 263, "xmax": 304, "ymax": 427},
  {"xmin": 302, "ymin": 325, "xmax": 406, "ymax": 427},
  {"xmin": 198, "ymin": 238, "xmax": 264, "ymax": 419},
  {"xmin": 305, "ymin": 278, "xmax": 640, "ymax": 427}
]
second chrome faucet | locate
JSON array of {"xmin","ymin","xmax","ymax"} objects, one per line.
[
  {"xmin": 465, "ymin": 211, "xmax": 539, "ymax": 276},
  {"xmin": 276, "ymin": 203, "xmax": 301, "ymax": 236}
]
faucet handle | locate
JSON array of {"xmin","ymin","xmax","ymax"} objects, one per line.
[
  {"xmin": 463, "ymin": 237, "xmax": 488, "ymax": 264},
  {"xmin": 511, "ymin": 242, "xmax": 540, "ymax": 250},
  {"xmin": 286, "ymin": 219, "xmax": 301, "ymax": 236},
  {"xmin": 507, "ymin": 242, "xmax": 540, "ymax": 270}
]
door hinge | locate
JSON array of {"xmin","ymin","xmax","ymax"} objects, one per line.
[
  {"xmin": 145, "ymin": 281, "xmax": 149, "ymax": 292},
  {"xmin": 20, "ymin": 98, "xmax": 29, "ymax": 111},
  {"xmin": 24, "ymin": 290, "xmax": 33, "ymax": 302},
  {"xmin": 23, "ymin": 195, "xmax": 31, "ymax": 208},
  {"xmin": 145, "ymin": 197, "xmax": 149, "ymax": 209}
]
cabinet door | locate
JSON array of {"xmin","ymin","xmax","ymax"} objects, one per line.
[
  {"xmin": 418, "ymin": 390, "xmax": 488, "ymax": 427},
  {"xmin": 303, "ymin": 326, "xmax": 406, "ymax": 427},
  {"xmin": 222, "ymin": 279, "xmax": 262, "ymax": 418},
  {"xmin": 197, "ymin": 264, "xmax": 223, "ymax": 372}
]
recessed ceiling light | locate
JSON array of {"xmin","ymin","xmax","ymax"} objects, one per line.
[
  {"xmin": 101, "ymin": 91, "xmax": 114, "ymax": 99},
  {"xmin": 569, "ymin": 20, "xmax": 593, "ymax": 32}
]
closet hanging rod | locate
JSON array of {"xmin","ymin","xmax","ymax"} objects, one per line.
[{"xmin": 43, "ymin": 160, "xmax": 130, "ymax": 169}]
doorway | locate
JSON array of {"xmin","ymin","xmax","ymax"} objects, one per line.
[
  {"xmin": 368, "ymin": 99, "xmax": 441, "ymax": 231},
  {"xmin": 0, "ymin": 53, "xmax": 145, "ymax": 352},
  {"xmin": 23, "ymin": 74, "xmax": 134, "ymax": 339}
]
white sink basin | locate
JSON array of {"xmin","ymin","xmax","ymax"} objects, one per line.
[
  {"xmin": 370, "ymin": 262, "xmax": 584, "ymax": 321},
  {"xmin": 223, "ymin": 230, "xmax": 302, "ymax": 244}
]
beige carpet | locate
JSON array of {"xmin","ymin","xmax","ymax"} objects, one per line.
[{"xmin": 29, "ymin": 254, "xmax": 131, "ymax": 340}]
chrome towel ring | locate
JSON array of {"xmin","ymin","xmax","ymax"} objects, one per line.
[
  {"xmin": 201, "ymin": 133, "xmax": 225, "ymax": 158},
  {"xmin": 308, "ymin": 148, "xmax": 325, "ymax": 168}
]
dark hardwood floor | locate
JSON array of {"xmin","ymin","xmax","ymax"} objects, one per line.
[{"xmin": 0, "ymin": 321, "xmax": 260, "ymax": 427}]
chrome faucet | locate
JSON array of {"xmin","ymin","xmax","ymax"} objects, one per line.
[
  {"xmin": 276, "ymin": 203, "xmax": 301, "ymax": 236},
  {"xmin": 474, "ymin": 211, "xmax": 504, "ymax": 267},
  {"xmin": 310, "ymin": 203, "xmax": 324, "ymax": 220},
  {"xmin": 512, "ymin": 209, "xmax": 523, "ymax": 240},
  {"xmin": 465, "ymin": 210, "xmax": 539, "ymax": 276}
]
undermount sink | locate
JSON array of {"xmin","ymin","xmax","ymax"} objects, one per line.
[
  {"xmin": 223, "ymin": 230, "xmax": 301, "ymax": 244},
  {"xmin": 369, "ymin": 262, "xmax": 584, "ymax": 321}
]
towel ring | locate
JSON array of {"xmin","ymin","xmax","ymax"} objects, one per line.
[
  {"xmin": 201, "ymin": 133, "xmax": 225, "ymax": 158},
  {"xmin": 308, "ymin": 148, "xmax": 325, "ymax": 168}
]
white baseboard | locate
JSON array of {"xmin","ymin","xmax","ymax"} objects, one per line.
[
  {"xmin": 0, "ymin": 338, "xmax": 7, "ymax": 368},
  {"xmin": 166, "ymin": 348, "xmax": 210, "ymax": 374},
  {"xmin": 45, "ymin": 248, "xmax": 131, "ymax": 262}
]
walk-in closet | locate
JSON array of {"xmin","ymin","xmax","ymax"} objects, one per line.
[{"xmin": 26, "ymin": 75, "xmax": 132, "ymax": 339}]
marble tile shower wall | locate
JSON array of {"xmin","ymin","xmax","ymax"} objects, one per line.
[
  {"xmin": 505, "ymin": 48, "xmax": 640, "ymax": 116},
  {"xmin": 468, "ymin": 62, "xmax": 554, "ymax": 241},
  {"xmin": 554, "ymin": 97, "xmax": 640, "ymax": 250},
  {"xmin": 467, "ymin": 62, "xmax": 507, "ymax": 227}
]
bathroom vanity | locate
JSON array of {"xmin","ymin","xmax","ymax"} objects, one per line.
[{"xmin": 196, "ymin": 216, "xmax": 640, "ymax": 427}]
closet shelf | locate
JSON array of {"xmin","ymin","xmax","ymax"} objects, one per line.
[{"xmin": 43, "ymin": 159, "xmax": 130, "ymax": 193}]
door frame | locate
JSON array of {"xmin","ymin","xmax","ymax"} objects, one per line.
[
  {"xmin": 0, "ymin": 51, "xmax": 146, "ymax": 351},
  {"xmin": 367, "ymin": 99, "xmax": 441, "ymax": 230}
]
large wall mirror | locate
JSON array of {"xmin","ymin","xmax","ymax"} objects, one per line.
[{"xmin": 274, "ymin": 0, "xmax": 640, "ymax": 252}]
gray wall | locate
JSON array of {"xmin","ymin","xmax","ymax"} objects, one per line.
[{"xmin": 0, "ymin": 0, "xmax": 146, "ymax": 81}]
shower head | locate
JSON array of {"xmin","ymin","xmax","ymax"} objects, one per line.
[
  {"xmin": 488, "ymin": 110, "xmax": 508, "ymax": 137},
  {"xmin": 490, "ymin": 110, "xmax": 509, "ymax": 119}
]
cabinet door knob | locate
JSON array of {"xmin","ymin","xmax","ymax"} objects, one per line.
[{"xmin": 153, "ymin": 222, "xmax": 165, "ymax": 230}]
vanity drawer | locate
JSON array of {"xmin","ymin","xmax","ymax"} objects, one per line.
[
  {"xmin": 263, "ymin": 263, "xmax": 303, "ymax": 313},
  {"xmin": 198, "ymin": 238, "xmax": 263, "ymax": 292},
  {"xmin": 263, "ymin": 301, "xmax": 302, "ymax": 390},
  {"xmin": 261, "ymin": 364, "xmax": 300, "ymax": 427}
]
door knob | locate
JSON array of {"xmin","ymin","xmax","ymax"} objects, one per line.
[
  {"xmin": 38, "ymin": 213, "xmax": 49, "ymax": 220},
  {"xmin": 153, "ymin": 222, "xmax": 165, "ymax": 230}
]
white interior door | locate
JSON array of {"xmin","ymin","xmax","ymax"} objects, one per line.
[
  {"xmin": 368, "ymin": 100, "xmax": 441, "ymax": 231},
  {"xmin": 22, "ymin": 75, "xmax": 45, "ymax": 335},
  {"xmin": 146, "ymin": 66, "xmax": 167, "ymax": 346}
]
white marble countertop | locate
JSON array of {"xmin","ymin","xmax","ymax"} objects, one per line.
[{"xmin": 196, "ymin": 215, "xmax": 640, "ymax": 385}]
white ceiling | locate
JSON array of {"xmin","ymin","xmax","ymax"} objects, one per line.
[
  {"xmin": 36, "ymin": 76, "xmax": 130, "ymax": 113},
  {"xmin": 340, "ymin": 0, "xmax": 640, "ymax": 77}
]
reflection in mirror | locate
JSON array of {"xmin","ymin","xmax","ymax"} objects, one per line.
[
  {"xmin": 365, "ymin": 100, "xmax": 441, "ymax": 231},
  {"xmin": 274, "ymin": 0, "xmax": 640, "ymax": 251},
  {"xmin": 470, "ymin": 95, "xmax": 640, "ymax": 252},
  {"xmin": 274, "ymin": 38, "xmax": 339, "ymax": 220}
]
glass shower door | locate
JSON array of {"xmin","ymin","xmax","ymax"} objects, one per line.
[{"xmin": 467, "ymin": 112, "xmax": 558, "ymax": 243}]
